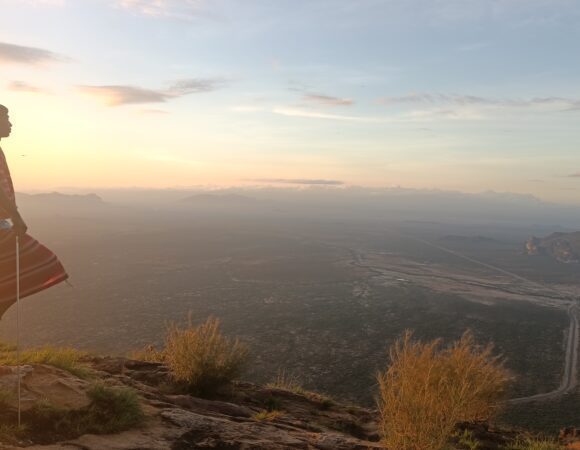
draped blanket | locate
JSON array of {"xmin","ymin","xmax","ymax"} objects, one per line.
[{"xmin": 0, "ymin": 148, "xmax": 68, "ymax": 319}]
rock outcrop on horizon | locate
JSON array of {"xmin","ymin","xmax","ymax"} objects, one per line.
[{"xmin": 525, "ymin": 232, "xmax": 580, "ymax": 263}]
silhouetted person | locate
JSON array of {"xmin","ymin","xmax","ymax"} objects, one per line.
[{"xmin": 0, "ymin": 104, "xmax": 68, "ymax": 319}]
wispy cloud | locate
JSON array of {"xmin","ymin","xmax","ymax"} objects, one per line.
[
  {"xmin": 78, "ymin": 85, "xmax": 167, "ymax": 106},
  {"xmin": 302, "ymin": 93, "xmax": 354, "ymax": 107},
  {"xmin": 0, "ymin": 41, "xmax": 68, "ymax": 65},
  {"xmin": 379, "ymin": 93, "xmax": 580, "ymax": 110},
  {"xmin": 166, "ymin": 78, "xmax": 226, "ymax": 95},
  {"xmin": 566, "ymin": 173, "xmax": 580, "ymax": 178},
  {"xmin": 273, "ymin": 107, "xmax": 385, "ymax": 122},
  {"xmin": 250, "ymin": 178, "xmax": 344, "ymax": 186},
  {"xmin": 8, "ymin": 81, "xmax": 48, "ymax": 93},
  {"xmin": 117, "ymin": 0, "xmax": 207, "ymax": 19},
  {"xmin": 78, "ymin": 78, "xmax": 227, "ymax": 106}
]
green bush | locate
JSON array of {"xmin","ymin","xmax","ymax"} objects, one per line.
[
  {"xmin": 82, "ymin": 384, "xmax": 145, "ymax": 433},
  {"xmin": 25, "ymin": 384, "xmax": 144, "ymax": 438}
]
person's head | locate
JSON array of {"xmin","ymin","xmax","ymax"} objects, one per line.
[{"xmin": 0, "ymin": 105, "xmax": 11, "ymax": 139}]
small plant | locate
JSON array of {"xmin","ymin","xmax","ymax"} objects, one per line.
[
  {"xmin": 504, "ymin": 438, "xmax": 562, "ymax": 450},
  {"xmin": 129, "ymin": 344, "xmax": 165, "ymax": 363},
  {"xmin": 24, "ymin": 384, "xmax": 144, "ymax": 438},
  {"xmin": 262, "ymin": 395, "xmax": 282, "ymax": 411},
  {"xmin": 267, "ymin": 369, "xmax": 333, "ymax": 408},
  {"xmin": 267, "ymin": 369, "xmax": 304, "ymax": 393},
  {"xmin": 164, "ymin": 316, "xmax": 249, "ymax": 396},
  {"xmin": 377, "ymin": 331, "xmax": 511, "ymax": 450},
  {"xmin": 252, "ymin": 410, "xmax": 284, "ymax": 421},
  {"xmin": 319, "ymin": 397, "xmax": 335, "ymax": 410},
  {"xmin": 81, "ymin": 383, "xmax": 145, "ymax": 434},
  {"xmin": 0, "ymin": 342, "xmax": 16, "ymax": 354},
  {"xmin": 452, "ymin": 429, "xmax": 480, "ymax": 450}
]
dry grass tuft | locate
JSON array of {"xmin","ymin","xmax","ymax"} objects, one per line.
[
  {"xmin": 377, "ymin": 331, "xmax": 511, "ymax": 450},
  {"xmin": 129, "ymin": 345, "xmax": 165, "ymax": 363},
  {"xmin": 252, "ymin": 410, "xmax": 284, "ymax": 421},
  {"xmin": 267, "ymin": 369, "xmax": 303, "ymax": 393},
  {"xmin": 164, "ymin": 316, "xmax": 249, "ymax": 396},
  {"xmin": 0, "ymin": 344, "xmax": 90, "ymax": 378}
]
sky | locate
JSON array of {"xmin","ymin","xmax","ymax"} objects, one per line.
[{"xmin": 0, "ymin": 0, "xmax": 579, "ymax": 203}]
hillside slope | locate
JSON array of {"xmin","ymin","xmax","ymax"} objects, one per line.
[{"xmin": 1, "ymin": 356, "xmax": 579, "ymax": 449}]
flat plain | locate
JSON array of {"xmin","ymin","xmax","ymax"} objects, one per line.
[{"xmin": 0, "ymin": 201, "xmax": 576, "ymax": 430}]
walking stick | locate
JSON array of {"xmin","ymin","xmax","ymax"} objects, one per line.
[{"xmin": 16, "ymin": 233, "xmax": 21, "ymax": 427}]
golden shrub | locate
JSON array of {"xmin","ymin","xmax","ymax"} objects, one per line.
[
  {"xmin": 164, "ymin": 316, "xmax": 248, "ymax": 396},
  {"xmin": 377, "ymin": 331, "xmax": 511, "ymax": 450}
]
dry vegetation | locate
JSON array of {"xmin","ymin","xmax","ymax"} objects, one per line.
[
  {"xmin": 0, "ymin": 342, "xmax": 89, "ymax": 378},
  {"xmin": 165, "ymin": 316, "xmax": 249, "ymax": 395},
  {"xmin": 377, "ymin": 331, "xmax": 511, "ymax": 450},
  {"xmin": 132, "ymin": 316, "xmax": 249, "ymax": 396},
  {"xmin": 504, "ymin": 439, "xmax": 562, "ymax": 450},
  {"xmin": 267, "ymin": 369, "xmax": 304, "ymax": 393},
  {"xmin": 252, "ymin": 410, "xmax": 284, "ymax": 421}
]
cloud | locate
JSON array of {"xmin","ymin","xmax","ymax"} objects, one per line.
[
  {"xmin": 0, "ymin": 41, "xmax": 68, "ymax": 65},
  {"xmin": 78, "ymin": 78, "xmax": 227, "ymax": 106},
  {"xmin": 566, "ymin": 173, "xmax": 580, "ymax": 178},
  {"xmin": 78, "ymin": 85, "xmax": 167, "ymax": 106},
  {"xmin": 166, "ymin": 78, "xmax": 227, "ymax": 96},
  {"xmin": 117, "ymin": 0, "xmax": 206, "ymax": 19},
  {"xmin": 273, "ymin": 107, "xmax": 385, "ymax": 122},
  {"xmin": 378, "ymin": 93, "xmax": 580, "ymax": 110},
  {"xmin": 8, "ymin": 81, "xmax": 47, "ymax": 93},
  {"xmin": 250, "ymin": 178, "xmax": 345, "ymax": 186},
  {"xmin": 302, "ymin": 93, "xmax": 354, "ymax": 107}
]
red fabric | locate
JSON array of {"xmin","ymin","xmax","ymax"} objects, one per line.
[
  {"xmin": 0, "ymin": 148, "xmax": 68, "ymax": 319},
  {"xmin": 0, "ymin": 149, "xmax": 15, "ymax": 219}
]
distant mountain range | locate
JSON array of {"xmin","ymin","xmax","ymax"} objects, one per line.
[
  {"xmin": 525, "ymin": 232, "xmax": 580, "ymax": 263},
  {"xmin": 17, "ymin": 192, "xmax": 105, "ymax": 205}
]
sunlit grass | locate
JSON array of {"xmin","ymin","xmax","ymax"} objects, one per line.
[
  {"xmin": 266, "ymin": 369, "xmax": 334, "ymax": 408},
  {"xmin": 0, "ymin": 343, "xmax": 90, "ymax": 378},
  {"xmin": 129, "ymin": 344, "xmax": 165, "ymax": 363},
  {"xmin": 266, "ymin": 369, "xmax": 303, "ymax": 393},
  {"xmin": 252, "ymin": 409, "xmax": 284, "ymax": 422}
]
